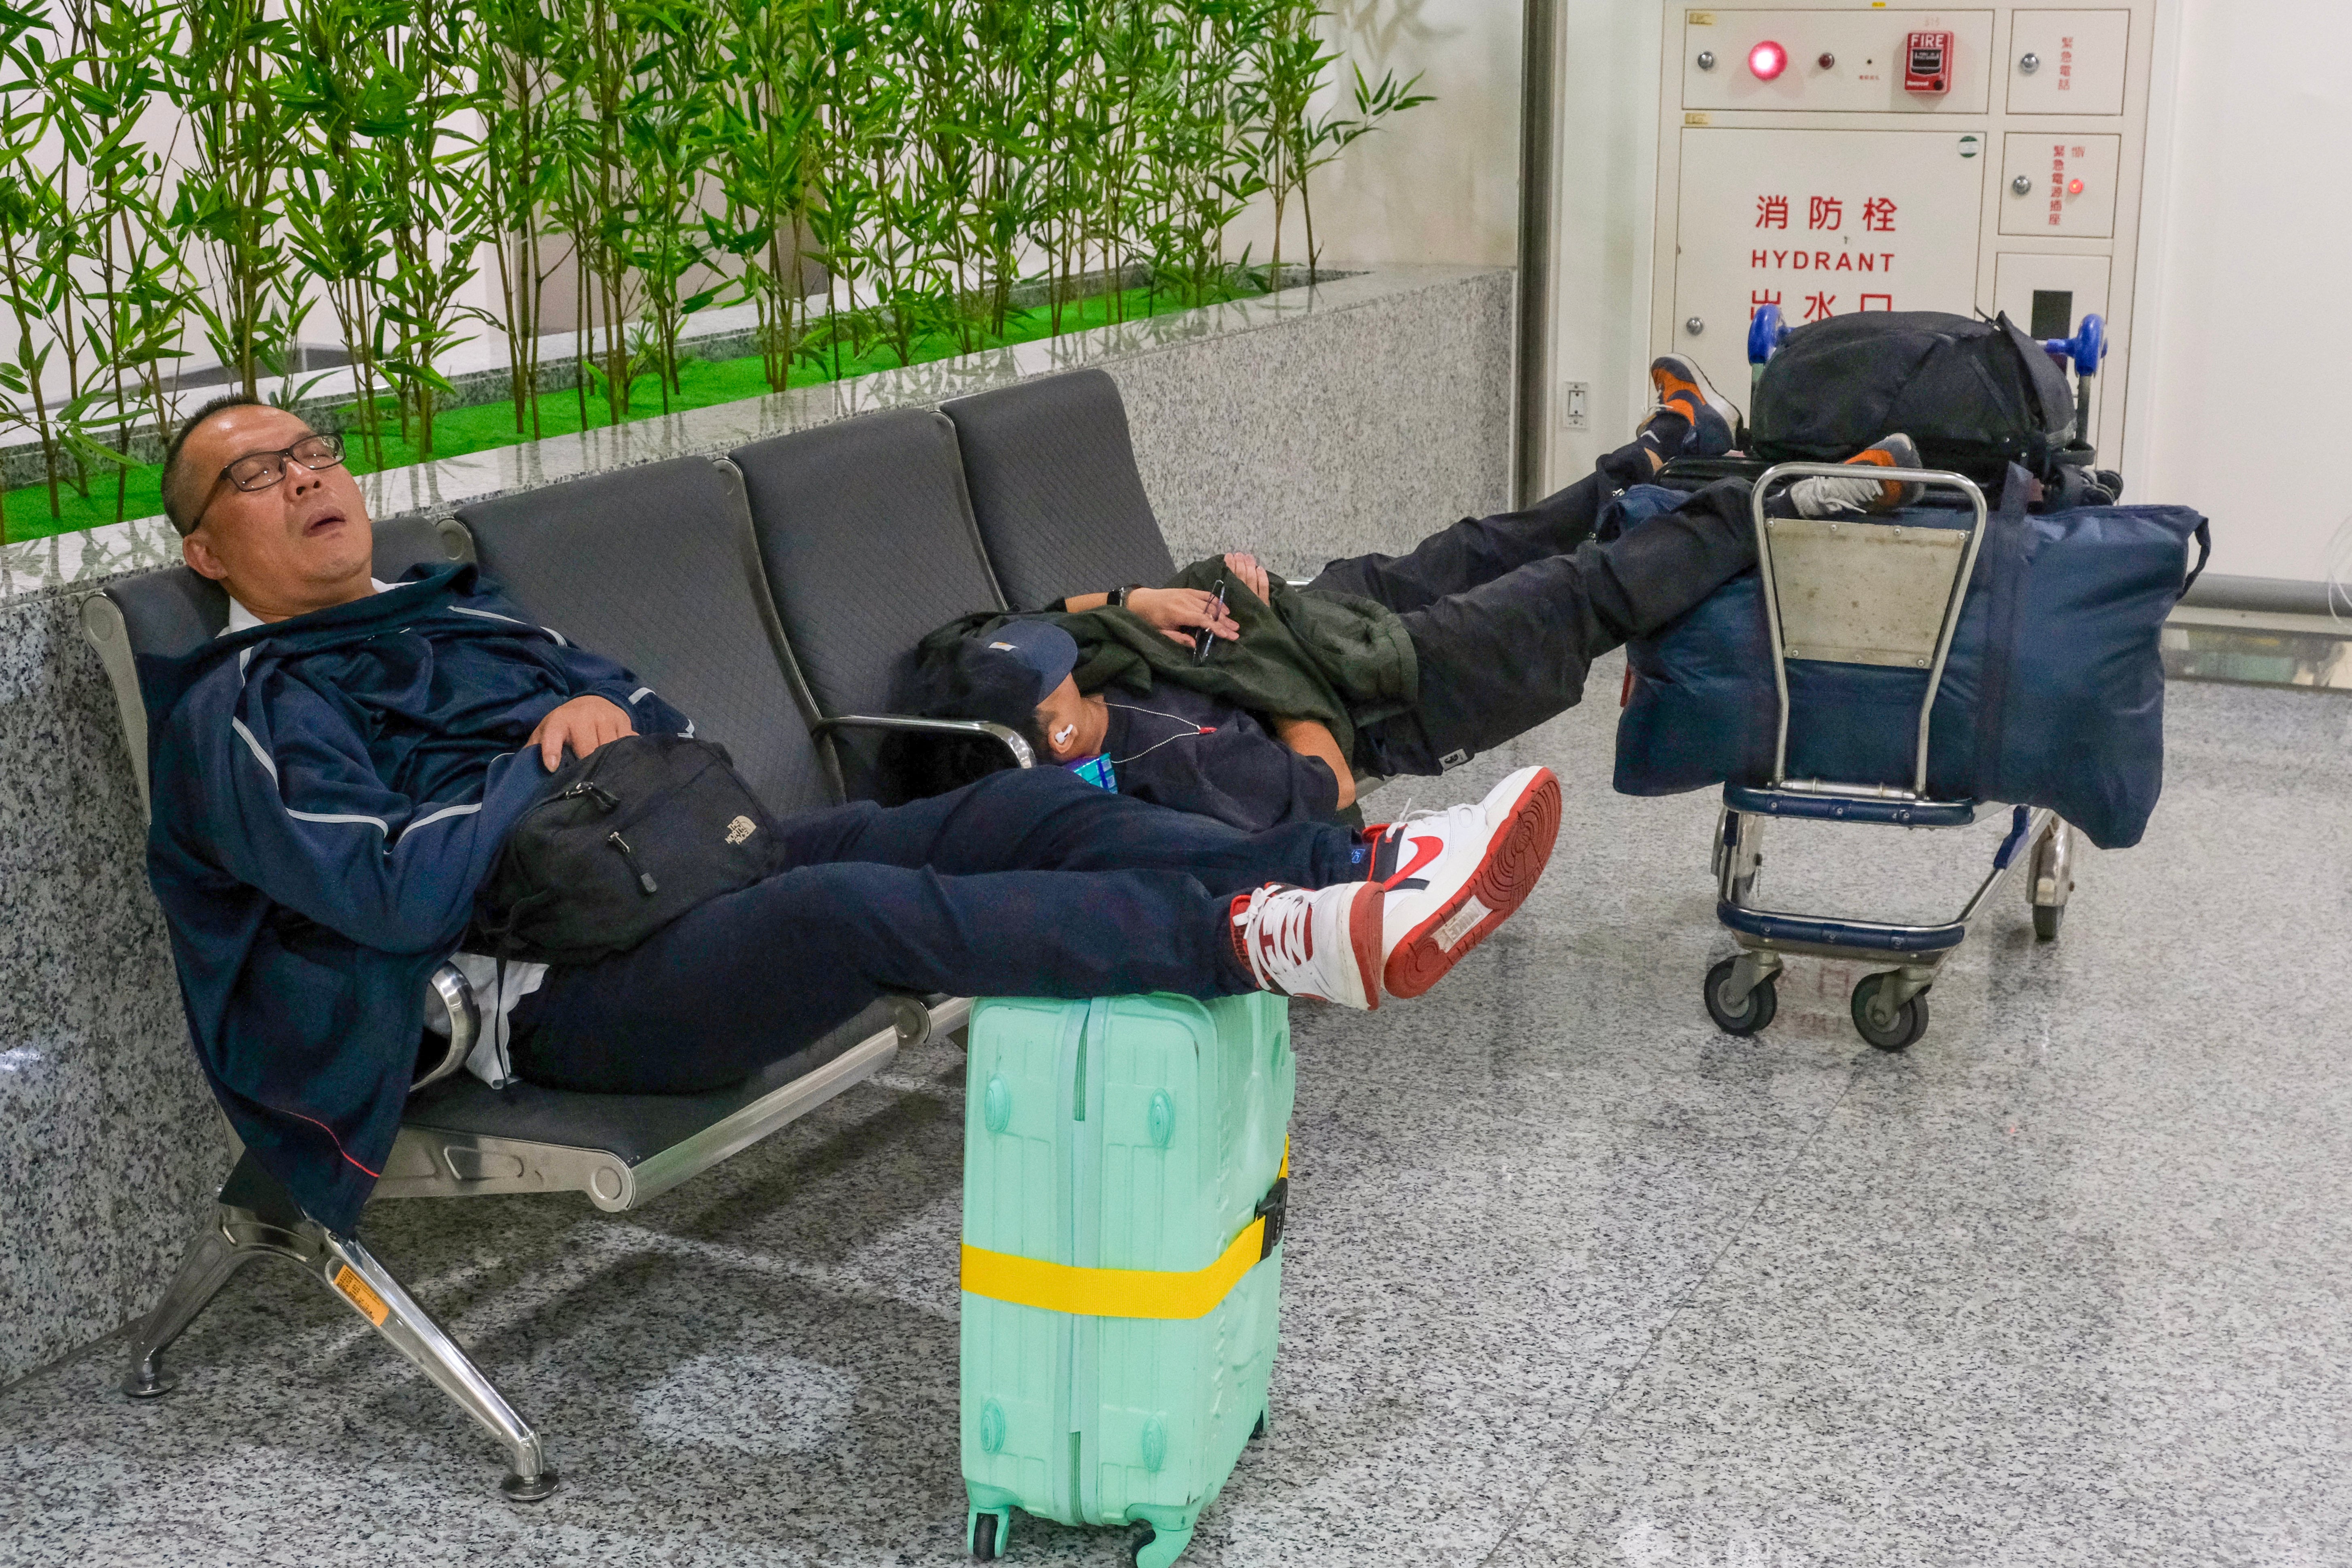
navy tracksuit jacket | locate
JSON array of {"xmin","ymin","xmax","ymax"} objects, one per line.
[{"xmin": 144, "ymin": 566, "xmax": 694, "ymax": 1232}]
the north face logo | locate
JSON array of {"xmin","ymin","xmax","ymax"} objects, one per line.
[{"xmin": 724, "ymin": 815, "xmax": 757, "ymax": 846}]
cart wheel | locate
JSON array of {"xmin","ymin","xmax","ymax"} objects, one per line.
[
  {"xmin": 1850, "ymin": 974, "xmax": 1929, "ymax": 1051},
  {"xmin": 2032, "ymin": 903, "xmax": 2063, "ymax": 941},
  {"xmin": 1127, "ymin": 1523, "xmax": 1157, "ymax": 1568},
  {"xmin": 1703, "ymin": 956, "xmax": 1778, "ymax": 1036}
]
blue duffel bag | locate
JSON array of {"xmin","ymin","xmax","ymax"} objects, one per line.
[{"xmin": 1613, "ymin": 467, "xmax": 2210, "ymax": 849}]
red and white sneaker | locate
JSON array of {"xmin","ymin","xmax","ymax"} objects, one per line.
[
  {"xmin": 1365, "ymin": 765, "xmax": 1562, "ymax": 999},
  {"xmin": 1230, "ymin": 881, "xmax": 1384, "ymax": 1011}
]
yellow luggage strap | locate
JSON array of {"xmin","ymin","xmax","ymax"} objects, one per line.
[{"xmin": 961, "ymin": 1143, "xmax": 1289, "ymax": 1322}]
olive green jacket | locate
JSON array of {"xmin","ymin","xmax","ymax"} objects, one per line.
[{"xmin": 914, "ymin": 557, "xmax": 1418, "ymax": 765}]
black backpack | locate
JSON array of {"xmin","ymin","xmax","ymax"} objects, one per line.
[
  {"xmin": 1749, "ymin": 311, "xmax": 2081, "ymax": 484},
  {"xmin": 474, "ymin": 733, "xmax": 782, "ymax": 966}
]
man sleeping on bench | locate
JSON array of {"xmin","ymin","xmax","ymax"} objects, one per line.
[
  {"xmin": 145, "ymin": 394, "xmax": 1561, "ymax": 1234},
  {"xmin": 898, "ymin": 355, "xmax": 1925, "ymax": 833}
]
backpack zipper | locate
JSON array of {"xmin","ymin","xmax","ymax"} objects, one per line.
[
  {"xmin": 606, "ymin": 831, "xmax": 659, "ymax": 895},
  {"xmin": 562, "ymin": 752, "xmax": 728, "ymax": 836}
]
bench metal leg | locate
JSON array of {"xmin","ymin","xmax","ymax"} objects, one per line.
[
  {"xmin": 308, "ymin": 1228, "xmax": 559, "ymax": 1500},
  {"xmin": 122, "ymin": 1220, "xmax": 253, "ymax": 1398},
  {"xmin": 120, "ymin": 1153, "xmax": 558, "ymax": 1500}
]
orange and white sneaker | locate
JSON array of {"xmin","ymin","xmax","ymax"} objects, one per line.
[
  {"xmin": 1791, "ymin": 432, "xmax": 1925, "ymax": 517},
  {"xmin": 1643, "ymin": 353, "xmax": 1740, "ymax": 457},
  {"xmin": 1231, "ymin": 881, "xmax": 1385, "ymax": 1011},
  {"xmin": 1366, "ymin": 765, "xmax": 1562, "ymax": 999}
]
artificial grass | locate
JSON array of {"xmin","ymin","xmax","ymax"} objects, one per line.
[{"xmin": 1, "ymin": 280, "xmax": 1252, "ymax": 544}]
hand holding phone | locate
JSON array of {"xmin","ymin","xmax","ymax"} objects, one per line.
[{"xmin": 1193, "ymin": 579, "xmax": 1228, "ymax": 665}]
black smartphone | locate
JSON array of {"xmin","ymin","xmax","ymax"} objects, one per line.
[{"xmin": 1193, "ymin": 579, "xmax": 1228, "ymax": 665}]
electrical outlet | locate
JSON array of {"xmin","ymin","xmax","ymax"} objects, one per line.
[{"xmin": 1559, "ymin": 381, "xmax": 1590, "ymax": 431}]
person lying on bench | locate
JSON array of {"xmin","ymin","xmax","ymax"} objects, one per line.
[
  {"xmin": 144, "ymin": 395, "xmax": 1562, "ymax": 1234},
  {"xmin": 898, "ymin": 355, "xmax": 1922, "ymax": 831}
]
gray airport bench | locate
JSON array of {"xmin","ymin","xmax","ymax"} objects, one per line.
[{"xmin": 75, "ymin": 371, "xmax": 1190, "ymax": 1495}]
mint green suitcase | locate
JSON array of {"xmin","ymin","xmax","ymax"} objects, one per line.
[{"xmin": 960, "ymin": 992, "xmax": 1294, "ymax": 1567}]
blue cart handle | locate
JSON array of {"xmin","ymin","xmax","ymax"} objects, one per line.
[{"xmin": 2042, "ymin": 313, "xmax": 2107, "ymax": 378}]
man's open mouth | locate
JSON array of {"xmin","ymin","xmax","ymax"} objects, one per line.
[{"xmin": 302, "ymin": 511, "xmax": 348, "ymax": 536}]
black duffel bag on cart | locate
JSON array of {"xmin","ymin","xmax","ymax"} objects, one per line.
[{"xmin": 1671, "ymin": 308, "xmax": 2127, "ymax": 511}]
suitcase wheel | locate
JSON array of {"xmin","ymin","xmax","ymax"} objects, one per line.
[
  {"xmin": 968, "ymin": 1509, "xmax": 1009, "ymax": 1559},
  {"xmin": 1131, "ymin": 1521, "xmax": 1196, "ymax": 1568}
]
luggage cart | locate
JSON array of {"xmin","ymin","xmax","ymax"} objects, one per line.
[{"xmin": 1700, "ymin": 462, "xmax": 2076, "ymax": 1051}]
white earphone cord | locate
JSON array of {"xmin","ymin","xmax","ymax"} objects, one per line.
[{"xmin": 1103, "ymin": 701, "xmax": 1214, "ymax": 765}]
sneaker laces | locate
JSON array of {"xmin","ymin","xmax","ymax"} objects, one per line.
[
  {"xmin": 1376, "ymin": 796, "xmax": 1424, "ymax": 840},
  {"xmin": 1232, "ymin": 884, "xmax": 1311, "ymax": 990},
  {"xmin": 1232, "ymin": 888, "xmax": 1308, "ymax": 987},
  {"xmin": 1791, "ymin": 470, "xmax": 1888, "ymax": 517}
]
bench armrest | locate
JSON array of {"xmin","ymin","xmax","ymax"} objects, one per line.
[
  {"xmin": 413, "ymin": 963, "xmax": 478, "ymax": 1092},
  {"xmin": 810, "ymin": 713, "xmax": 1035, "ymax": 769}
]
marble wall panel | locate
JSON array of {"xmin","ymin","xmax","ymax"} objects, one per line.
[
  {"xmin": 1113, "ymin": 267, "xmax": 1514, "ymax": 573},
  {"xmin": 0, "ymin": 593, "xmax": 234, "ymax": 1380}
]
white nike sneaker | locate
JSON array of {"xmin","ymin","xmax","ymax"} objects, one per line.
[
  {"xmin": 1365, "ymin": 764, "xmax": 1562, "ymax": 999},
  {"xmin": 1231, "ymin": 881, "xmax": 1384, "ymax": 1011},
  {"xmin": 1790, "ymin": 432, "xmax": 1925, "ymax": 518}
]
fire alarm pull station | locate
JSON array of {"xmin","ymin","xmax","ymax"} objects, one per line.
[{"xmin": 1904, "ymin": 30, "xmax": 1953, "ymax": 94}]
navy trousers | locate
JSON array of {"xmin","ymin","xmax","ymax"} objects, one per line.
[
  {"xmin": 508, "ymin": 766, "xmax": 1364, "ymax": 1094},
  {"xmin": 1308, "ymin": 442, "xmax": 1755, "ymax": 774}
]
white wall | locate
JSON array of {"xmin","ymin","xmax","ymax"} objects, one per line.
[
  {"xmin": 2128, "ymin": 0, "xmax": 2352, "ymax": 585},
  {"xmin": 1541, "ymin": 0, "xmax": 1665, "ymax": 492},
  {"xmin": 1229, "ymin": 0, "xmax": 1525, "ymax": 271}
]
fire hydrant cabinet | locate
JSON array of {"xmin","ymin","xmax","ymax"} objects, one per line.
[{"xmin": 1654, "ymin": 4, "xmax": 2157, "ymax": 460}]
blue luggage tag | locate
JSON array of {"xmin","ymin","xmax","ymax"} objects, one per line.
[{"xmin": 1065, "ymin": 753, "xmax": 1118, "ymax": 792}]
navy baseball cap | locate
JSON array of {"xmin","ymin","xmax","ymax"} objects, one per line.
[{"xmin": 966, "ymin": 620, "xmax": 1080, "ymax": 702}]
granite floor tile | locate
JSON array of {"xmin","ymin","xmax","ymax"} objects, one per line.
[
  {"xmin": 1479, "ymin": 1060, "xmax": 2352, "ymax": 1568},
  {"xmin": 1469, "ymin": 679, "xmax": 2352, "ymax": 1568}
]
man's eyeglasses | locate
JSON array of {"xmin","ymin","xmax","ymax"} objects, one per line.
[{"xmin": 188, "ymin": 432, "xmax": 347, "ymax": 532}]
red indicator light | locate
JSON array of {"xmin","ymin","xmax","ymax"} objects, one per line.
[
  {"xmin": 2067, "ymin": 178, "xmax": 2085, "ymax": 196},
  {"xmin": 1748, "ymin": 40, "xmax": 1788, "ymax": 80}
]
